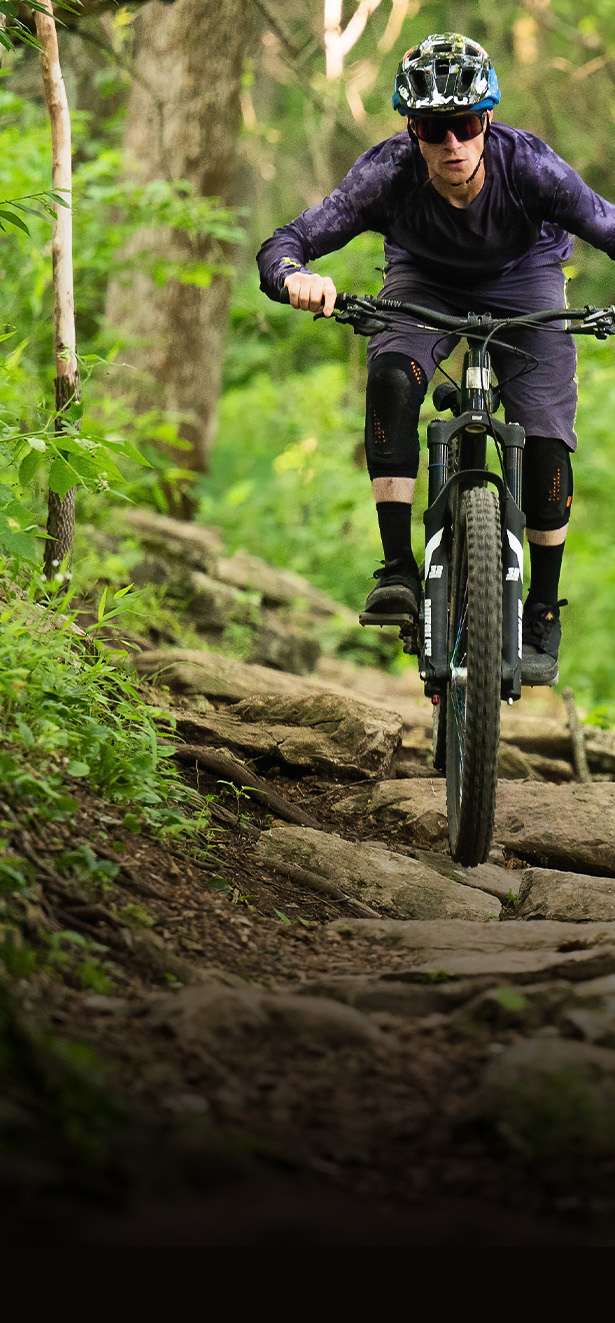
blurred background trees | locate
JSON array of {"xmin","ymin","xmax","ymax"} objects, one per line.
[{"xmin": 2, "ymin": 0, "xmax": 615, "ymax": 708}]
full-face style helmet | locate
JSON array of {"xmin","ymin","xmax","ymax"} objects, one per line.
[{"xmin": 392, "ymin": 33, "xmax": 501, "ymax": 116}]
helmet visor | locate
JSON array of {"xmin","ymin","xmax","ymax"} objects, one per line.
[{"xmin": 413, "ymin": 112, "xmax": 485, "ymax": 144}]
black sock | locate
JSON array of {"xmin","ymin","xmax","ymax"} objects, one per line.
[
  {"xmin": 526, "ymin": 541, "xmax": 565, "ymax": 609},
  {"xmin": 376, "ymin": 502, "xmax": 417, "ymax": 567}
]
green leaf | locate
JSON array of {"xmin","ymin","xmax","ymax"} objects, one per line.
[
  {"xmin": 66, "ymin": 761, "xmax": 90, "ymax": 778},
  {"xmin": 0, "ymin": 511, "xmax": 38, "ymax": 563},
  {"xmin": 11, "ymin": 203, "xmax": 48, "ymax": 222},
  {"xmin": 48, "ymin": 455, "xmax": 76, "ymax": 500},
  {"xmin": 0, "ymin": 209, "xmax": 30, "ymax": 235},
  {"xmin": 99, "ymin": 436, "xmax": 149, "ymax": 466},
  {"xmin": 19, "ymin": 448, "xmax": 44, "ymax": 487}
]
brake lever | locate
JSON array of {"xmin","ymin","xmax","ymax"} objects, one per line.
[
  {"xmin": 578, "ymin": 306, "xmax": 615, "ymax": 339},
  {"xmin": 313, "ymin": 306, "xmax": 391, "ymax": 335}
]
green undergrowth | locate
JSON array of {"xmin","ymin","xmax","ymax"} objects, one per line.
[
  {"xmin": 0, "ymin": 577, "xmax": 203, "ymax": 833},
  {"xmin": 0, "ymin": 575, "xmax": 214, "ymax": 1002}
]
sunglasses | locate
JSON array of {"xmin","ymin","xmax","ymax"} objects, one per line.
[{"xmin": 411, "ymin": 113, "xmax": 485, "ymax": 144}]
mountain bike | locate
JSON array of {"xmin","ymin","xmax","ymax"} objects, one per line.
[{"xmin": 317, "ymin": 293, "xmax": 615, "ymax": 866}]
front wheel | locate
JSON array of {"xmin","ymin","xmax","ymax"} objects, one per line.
[{"xmin": 446, "ymin": 487, "xmax": 502, "ymax": 865}]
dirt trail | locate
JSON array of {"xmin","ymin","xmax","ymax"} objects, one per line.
[{"xmin": 5, "ymin": 515, "xmax": 615, "ymax": 1246}]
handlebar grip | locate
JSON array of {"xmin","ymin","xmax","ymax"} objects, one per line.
[{"xmin": 280, "ymin": 286, "xmax": 290, "ymax": 305}]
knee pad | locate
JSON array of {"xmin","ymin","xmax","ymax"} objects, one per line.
[
  {"xmin": 522, "ymin": 436, "xmax": 573, "ymax": 530},
  {"xmin": 365, "ymin": 353, "xmax": 425, "ymax": 480}
]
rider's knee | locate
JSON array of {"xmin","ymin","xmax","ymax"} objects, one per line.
[
  {"xmin": 365, "ymin": 353, "xmax": 425, "ymax": 480},
  {"xmin": 522, "ymin": 435, "xmax": 573, "ymax": 529}
]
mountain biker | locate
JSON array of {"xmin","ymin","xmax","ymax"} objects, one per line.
[{"xmin": 257, "ymin": 32, "xmax": 615, "ymax": 685}]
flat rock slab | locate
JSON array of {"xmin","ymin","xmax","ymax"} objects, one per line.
[
  {"xmin": 122, "ymin": 508, "xmax": 224, "ymax": 572},
  {"xmin": 326, "ymin": 918, "xmax": 615, "ymax": 981},
  {"xmin": 495, "ymin": 781, "xmax": 615, "ymax": 875},
  {"xmin": 331, "ymin": 779, "xmax": 449, "ymax": 848},
  {"xmin": 517, "ymin": 867, "xmax": 615, "ymax": 922},
  {"xmin": 170, "ymin": 692, "xmax": 402, "ymax": 779},
  {"xmin": 215, "ymin": 548, "xmax": 355, "ymax": 620},
  {"xmin": 256, "ymin": 826, "xmax": 499, "ymax": 920},
  {"xmin": 136, "ymin": 648, "xmax": 412, "ymax": 716},
  {"xmin": 331, "ymin": 780, "xmax": 615, "ymax": 876},
  {"xmin": 135, "ymin": 647, "xmax": 300, "ymax": 701},
  {"xmin": 138, "ymin": 980, "xmax": 381, "ymax": 1054},
  {"xmin": 413, "ymin": 851, "xmax": 523, "ymax": 902},
  {"xmin": 295, "ymin": 974, "xmax": 489, "ymax": 1018}
]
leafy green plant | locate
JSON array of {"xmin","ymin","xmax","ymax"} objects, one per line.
[
  {"xmin": 56, "ymin": 844, "xmax": 119, "ymax": 895},
  {"xmin": 0, "ymin": 587, "xmax": 205, "ymax": 839},
  {"xmin": 44, "ymin": 928, "xmax": 120, "ymax": 994}
]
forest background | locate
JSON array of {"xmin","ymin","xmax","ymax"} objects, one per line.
[{"xmin": 2, "ymin": 0, "xmax": 615, "ymax": 715}]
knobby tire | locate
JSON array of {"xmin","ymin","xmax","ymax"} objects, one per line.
[{"xmin": 446, "ymin": 487, "xmax": 502, "ymax": 866}]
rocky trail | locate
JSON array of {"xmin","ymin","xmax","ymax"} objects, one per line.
[{"xmin": 6, "ymin": 509, "xmax": 615, "ymax": 1246}]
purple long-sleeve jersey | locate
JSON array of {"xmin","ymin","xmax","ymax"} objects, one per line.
[{"xmin": 257, "ymin": 123, "xmax": 615, "ymax": 296}]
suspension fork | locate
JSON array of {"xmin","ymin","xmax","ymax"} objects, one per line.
[{"xmin": 421, "ymin": 416, "xmax": 526, "ymax": 701}]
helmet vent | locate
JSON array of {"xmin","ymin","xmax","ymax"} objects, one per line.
[{"xmin": 410, "ymin": 70, "xmax": 430, "ymax": 97}]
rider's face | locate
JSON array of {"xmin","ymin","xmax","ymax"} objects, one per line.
[{"xmin": 412, "ymin": 110, "xmax": 493, "ymax": 185}]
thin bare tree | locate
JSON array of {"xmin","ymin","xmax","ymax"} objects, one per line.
[{"xmin": 34, "ymin": 0, "xmax": 80, "ymax": 579}]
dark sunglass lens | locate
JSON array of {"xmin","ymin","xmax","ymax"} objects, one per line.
[
  {"xmin": 415, "ymin": 113, "xmax": 483, "ymax": 143},
  {"xmin": 415, "ymin": 118, "xmax": 442, "ymax": 142},
  {"xmin": 454, "ymin": 114, "xmax": 483, "ymax": 141}
]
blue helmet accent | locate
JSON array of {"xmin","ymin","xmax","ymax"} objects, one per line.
[{"xmin": 393, "ymin": 33, "xmax": 500, "ymax": 116}]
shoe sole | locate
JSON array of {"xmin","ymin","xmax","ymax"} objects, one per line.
[
  {"xmin": 364, "ymin": 584, "xmax": 420, "ymax": 616},
  {"xmin": 521, "ymin": 661, "xmax": 559, "ymax": 687},
  {"xmin": 359, "ymin": 611, "xmax": 416, "ymax": 627}
]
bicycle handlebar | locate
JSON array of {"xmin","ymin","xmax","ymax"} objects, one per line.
[
  {"xmin": 328, "ymin": 292, "xmax": 615, "ymax": 340},
  {"xmin": 279, "ymin": 283, "xmax": 615, "ymax": 340}
]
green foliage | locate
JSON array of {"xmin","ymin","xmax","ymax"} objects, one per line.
[
  {"xmin": 57, "ymin": 844, "xmax": 119, "ymax": 894},
  {"xmin": 200, "ymin": 345, "xmax": 379, "ymax": 611},
  {"xmin": 0, "ymin": 586, "xmax": 198, "ymax": 830},
  {"xmin": 0, "ymin": 76, "xmax": 244, "ymax": 567},
  {"xmin": 44, "ymin": 929, "xmax": 120, "ymax": 995},
  {"xmin": 0, "ymin": 3, "xmax": 82, "ymax": 55}
]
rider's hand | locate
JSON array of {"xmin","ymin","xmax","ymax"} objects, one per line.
[{"xmin": 283, "ymin": 272, "xmax": 337, "ymax": 317}]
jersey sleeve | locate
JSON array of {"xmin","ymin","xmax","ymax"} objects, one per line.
[
  {"xmin": 256, "ymin": 141, "xmax": 398, "ymax": 300},
  {"xmin": 516, "ymin": 136, "xmax": 615, "ymax": 259}
]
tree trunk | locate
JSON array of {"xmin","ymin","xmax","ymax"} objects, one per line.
[
  {"xmin": 35, "ymin": 1, "xmax": 80, "ymax": 579},
  {"xmin": 106, "ymin": 0, "xmax": 251, "ymax": 520}
]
